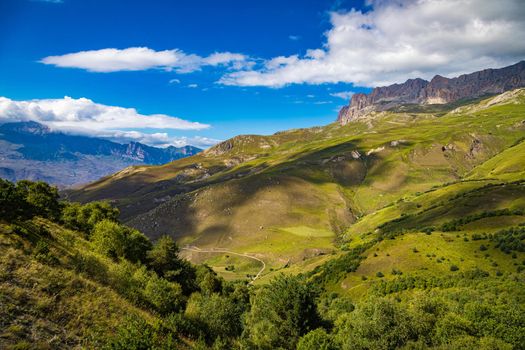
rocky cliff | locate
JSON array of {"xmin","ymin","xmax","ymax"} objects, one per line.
[{"xmin": 338, "ymin": 60, "xmax": 525, "ymax": 124}]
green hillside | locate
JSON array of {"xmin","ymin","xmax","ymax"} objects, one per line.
[{"xmin": 68, "ymin": 89, "xmax": 525, "ymax": 282}]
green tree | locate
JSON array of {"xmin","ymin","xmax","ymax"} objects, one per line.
[
  {"xmin": 91, "ymin": 220, "xmax": 151, "ymax": 263},
  {"xmin": 91, "ymin": 220, "xmax": 128, "ymax": 259},
  {"xmin": 334, "ymin": 297, "xmax": 416, "ymax": 349},
  {"xmin": 244, "ymin": 275, "xmax": 321, "ymax": 349},
  {"xmin": 297, "ymin": 328, "xmax": 337, "ymax": 350},
  {"xmin": 147, "ymin": 235, "xmax": 196, "ymax": 293},
  {"xmin": 195, "ymin": 264, "xmax": 222, "ymax": 295},
  {"xmin": 185, "ymin": 293, "xmax": 244, "ymax": 341},
  {"xmin": 0, "ymin": 179, "xmax": 22, "ymax": 219},
  {"xmin": 62, "ymin": 201, "xmax": 119, "ymax": 234},
  {"xmin": 125, "ymin": 228, "xmax": 152, "ymax": 263},
  {"xmin": 143, "ymin": 274, "xmax": 184, "ymax": 315},
  {"xmin": 15, "ymin": 180, "xmax": 61, "ymax": 220}
]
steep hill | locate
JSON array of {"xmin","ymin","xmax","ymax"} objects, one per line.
[
  {"xmin": 68, "ymin": 89, "xmax": 525, "ymax": 281},
  {"xmin": 0, "ymin": 121, "xmax": 201, "ymax": 187}
]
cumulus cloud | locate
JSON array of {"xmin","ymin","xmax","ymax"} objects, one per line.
[
  {"xmin": 330, "ymin": 91, "xmax": 355, "ymax": 100},
  {"xmin": 0, "ymin": 96, "xmax": 214, "ymax": 147},
  {"xmin": 41, "ymin": 47, "xmax": 251, "ymax": 73},
  {"xmin": 220, "ymin": 0, "xmax": 525, "ymax": 87}
]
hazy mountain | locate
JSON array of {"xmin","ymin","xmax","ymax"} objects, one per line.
[{"xmin": 0, "ymin": 121, "xmax": 201, "ymax": 187}]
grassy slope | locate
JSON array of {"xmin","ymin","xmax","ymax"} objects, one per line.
[
  {"xmin": 68, "ymin": 90, "xmax": 525, "ymax": 282},
  {"xmin": 0, "ymin": 218, "xmax": 162, "ymax": 349}
]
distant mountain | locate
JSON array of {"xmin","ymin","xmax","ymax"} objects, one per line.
[
  {"xmin": 0, "ymin": 121, "xmax": 201, "ymax": 187},
  {"xmin": 338, "ymin": 60, "xmax": 525, "ymax": 124}
]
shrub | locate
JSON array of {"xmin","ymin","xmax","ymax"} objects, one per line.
[
  {"xmin": 450, "ymin": 265, "xmax": 459, "ymax": 272},
  {"xmin": 376, "ymin": 271, "xmax": 384, "ymax": 278}
]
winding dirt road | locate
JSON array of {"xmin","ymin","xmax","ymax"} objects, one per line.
[{"xmin": 182, "ymin": 246, "xmax": 266, "ymax": 283}]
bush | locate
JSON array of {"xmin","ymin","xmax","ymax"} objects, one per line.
[
  {"xmin": 376, "ymin": 271, "xmax": 384, "ymax": 278},
  {"xmin": 450, "ymin": 265, "xmax": 459, "ymax": 272}
]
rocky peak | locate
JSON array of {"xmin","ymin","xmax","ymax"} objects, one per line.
[{"xmin": 337, "ymin": 60, "xmax": 525, "ymax": 125}]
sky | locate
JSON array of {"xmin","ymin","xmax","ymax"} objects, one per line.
[{"xmin": 1, "ymin": 0, "xmax": 524, "ymax": 148}]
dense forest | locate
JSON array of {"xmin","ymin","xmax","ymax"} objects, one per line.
[{"xmin": 1, "ymin": 179, "xmax": 524, "ymax": 349}]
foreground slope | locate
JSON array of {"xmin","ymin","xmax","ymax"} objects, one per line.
[{"xmin": 68, "ymin": 90, "xmax": 525, "ymax": 280}]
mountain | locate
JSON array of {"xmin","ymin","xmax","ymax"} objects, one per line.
[
  {"xmin": 67, "ymin": 88, "xmax": 525, "ymax": 287},
  {"xmin": 338, "ymin": 60, "xmax": 525, "ymax": 124},
  {"xmin": 0, "ymin": 121, "xmax": 201, "ymax": 187}
]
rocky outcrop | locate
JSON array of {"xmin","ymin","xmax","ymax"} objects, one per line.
[{"xmin": 338, "ymin": 60, "xmax": 525, "ymax": 124}]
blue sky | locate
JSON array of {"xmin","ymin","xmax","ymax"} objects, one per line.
[{"xmin": 1, "ymin": 0, "xmax": 524, "ymax": 148}]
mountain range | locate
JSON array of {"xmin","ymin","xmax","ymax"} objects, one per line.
[
  {"xmin": 0, "ymin": 121, "xmax": 201, "ymax": 187},
  {"xmin": 338, "ymin": 60, "xmax": 525, "ymax": 124}
]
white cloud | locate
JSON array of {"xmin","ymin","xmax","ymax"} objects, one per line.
[
  {"xmin": 41, "ymin": 47, "xmax": 251, "ymax": 73},
  {"xmin": 108, "ymin": 131, "xmax": 221, "ymax": 149},
  {"xmin": 187, "ymin": 84, "xmax": 198, "ymax": 88},
  {"xmin": 0, "ymin": 96, "xmax": 213, "ymax": 147},
  {"xmin": 220, "ymin": 0, "xmax": 525, "ymax": 87},
  {"xmin": 169, "ymin": 78, "xmax": 180, "ymax": 84},
  {"xmin": 330, "ymin": 91, "xmax": 355, "ymax": 100},
  {"xmin": 203, "ymin": 52, "xmax": 247, "ymax": 65},
  {"xmin": 289, "ymin": 35, "xmax": 301, "ymax": 41}
]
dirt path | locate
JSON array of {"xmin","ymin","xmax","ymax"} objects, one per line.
[{"xmin": 182, "ymin": 246, "xmax": 266, "ymax": 283}]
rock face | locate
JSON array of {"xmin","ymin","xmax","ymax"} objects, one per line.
[
  {"xmin": 338, "ymin": 60, "xmax": 525, "ymax": 124},
  {"xmin": 0, "ymin": 121, "xmax": 202, "ymax": 186}
]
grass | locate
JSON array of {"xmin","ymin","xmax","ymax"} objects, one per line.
[
  {"xmin": 0, "ymin": 219, "xmax": 159, "ymax": 349},
  {"xmin": 334, "ymin": 230, "xmax": 524, "ymax": 300}
]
